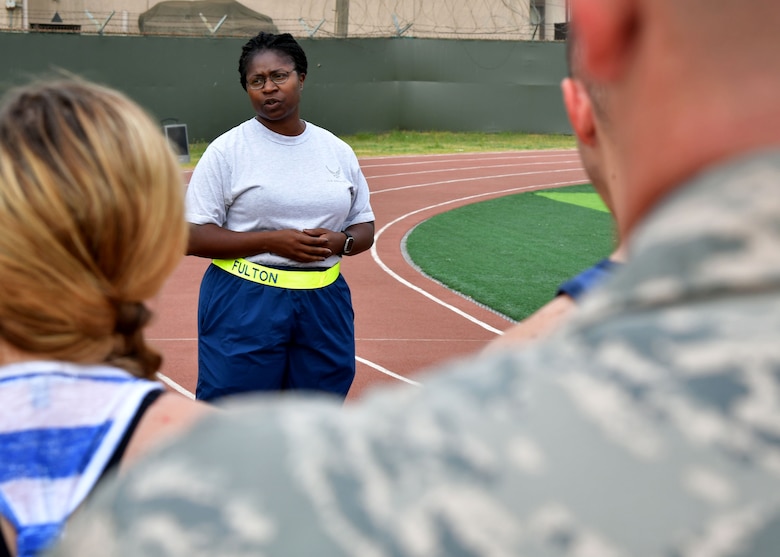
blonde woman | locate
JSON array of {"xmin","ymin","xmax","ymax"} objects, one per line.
[{"xmin": 0, "ymin": 80, "xmax": 210, "ymax": 557}]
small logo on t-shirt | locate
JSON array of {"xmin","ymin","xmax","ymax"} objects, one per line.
[{"xmin": 326, "ymin": 165, "xmax": 342, "ymax": 181}]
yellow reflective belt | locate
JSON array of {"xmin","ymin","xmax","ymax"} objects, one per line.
[{"xmin": 212, "ymin": 258, "xmax": 340, "ymax": 290}]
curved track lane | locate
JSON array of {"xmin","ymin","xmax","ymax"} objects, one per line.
[{"xmin": 147, "ymin": 149, "xmax": 586, "ymax": 401}]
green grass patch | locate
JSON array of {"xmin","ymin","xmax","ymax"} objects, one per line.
[
  {"xmin": 182, "ymin": 140, "xmax": 209, "ymax": 169},
  {"xmin": 340, "ymin": 130, "xmax": 577, "ymax": 157},
  {"xmin": 405, "ymin": 184, "xmax": 616, "ymax": 321},
  {"xmin": 183, "ymin": 131, "xmax": 576, "ymax": 168},
  {"xmin": 535, "ymin": 191, "xmax": 609, "ymax": 213}
]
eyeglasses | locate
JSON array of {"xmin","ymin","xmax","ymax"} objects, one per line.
[{"xmin": 247, "ymin": 71, "xmax": 295, "ymax": 90}]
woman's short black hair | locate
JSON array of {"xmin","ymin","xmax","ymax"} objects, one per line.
[{"xmin": 238, "ymin": 32, "xmax": 308, "ymax": 90}]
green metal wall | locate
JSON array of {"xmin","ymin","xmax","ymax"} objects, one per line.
[{"xmin": 0, "ymin": 33, "xmax": 570, "ymax": 141}]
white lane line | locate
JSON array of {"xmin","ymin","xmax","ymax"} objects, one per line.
[
  {"xmin": 371, "ymin": 168, "xmax": 584, "ymax": 195},
  {"xmin": 157, "ymin": 359, "xmax": 415, "ymax": 393},
  {"xmin": 365, "ymin": 161, "xmax": 582, "ymax": 180},
  {"xmin": 371, "ymin": 178, "xmax": 587, "ymax": 334},
  {"xmin": 156, "ymin": 372, "xmax": 195, "ymax": 399},
  {"xmin": 157, "ymin": 364, "xmax": 417, "ymax": 393},
  {"xmin": 360, "ymin": 154, "xmax": 580, "ymax": 170},
  {"xmin": 359, "ymin": 149, "xmax": 578, "ymax": 165},
  {"xmin": 151, "ymin": 339, "xmax": 197, "ymax": 397},
  {"xmin": 356, "ymin": 338, "xmax": 487, "ymax": 342},
  {"xmin": 356, "ymin": 356, "xmax": 422, "ymax": 387},
  {"xmin": 151, "ymin": 340, "xmax": 414, "ymax": 390}
]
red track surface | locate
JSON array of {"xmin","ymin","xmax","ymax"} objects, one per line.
[{"xmin": 147, "ymin": 149, "xmax": 586, "ymax": 401}]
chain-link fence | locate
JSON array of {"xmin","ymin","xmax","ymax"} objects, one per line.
[{"xmin": 2, "ymin": 0, "xmax": 570, "ymax": 40}]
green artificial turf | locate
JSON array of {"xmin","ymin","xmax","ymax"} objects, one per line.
[{"xmin": 405, "ymin": 184, "xmax": 617, "ymax": 321}]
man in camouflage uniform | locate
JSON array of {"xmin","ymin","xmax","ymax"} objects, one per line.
[{"xmin": 52, "ymin": 0, "xmax": 780, "ymax": 555}]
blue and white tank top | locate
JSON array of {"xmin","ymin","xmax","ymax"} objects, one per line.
[
  {"xmin": 556, "ymin": 258, "xmax": 621, "ymax": 301},
  {"xmin": 0, "ymin": 361, "xmax": 163, "ymax": 556}
]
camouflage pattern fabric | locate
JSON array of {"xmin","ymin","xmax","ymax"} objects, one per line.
[{"xmin": 50, "ymin": 151, "xmax": 780, "ymax": 557}]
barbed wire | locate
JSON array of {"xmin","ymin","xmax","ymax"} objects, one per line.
[{"xmin": 1, "ymin": 0, "xmax": 570, "ymax": 40}]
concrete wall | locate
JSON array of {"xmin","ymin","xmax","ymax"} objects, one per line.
[
  {"xmin": 2, "ymin": 0, "xmax": 568, "ymax": 40},
  {"xmin": 0, "ymin": 33, "xmax": 570, "ymax": 141}
]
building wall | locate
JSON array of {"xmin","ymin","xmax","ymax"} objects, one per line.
[{"xmin": 0, "ymin": 33, "xmax": 571, "ymax": 141}]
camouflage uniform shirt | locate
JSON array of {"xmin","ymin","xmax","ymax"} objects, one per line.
[{"xmin": 51, "ymin": 151, "xmax": 780, "ymax": 557}]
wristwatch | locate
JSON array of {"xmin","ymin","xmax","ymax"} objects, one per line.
[{"xmin": 342, "ymin": 230, "xmax": 355, "ymax": 255}]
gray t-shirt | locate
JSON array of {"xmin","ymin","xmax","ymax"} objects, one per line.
[{"xmin": 186, "ymin": 118, "xmax": 374, "ymax": 268}]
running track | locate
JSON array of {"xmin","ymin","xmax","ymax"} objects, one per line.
[{"xmin": 147, "ymin": 149, "xmax": 587, "ymax": 401}]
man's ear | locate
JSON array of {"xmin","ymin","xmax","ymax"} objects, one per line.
[
  {"xmin": 572, "ymin": 0, "xmax": 638, "ymax": 81},
  {"xmin": 561, "ymin": 77, "xmax": 597, "ymax": 147}
]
